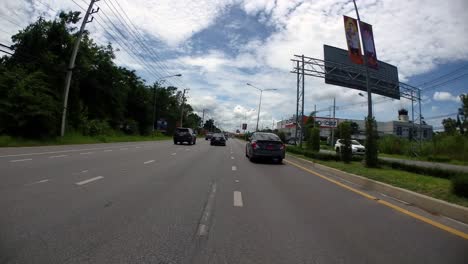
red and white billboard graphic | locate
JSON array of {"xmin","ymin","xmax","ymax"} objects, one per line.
[
  {"xmin": 315, "ymin": 117, "xmax": 338, "ymax": 128},
  {"xmin": 359, "ymin": 21, "xmax": 378, "ymax": 69},
  {"xmin": 343, "ymin": 16, "xmax": 363, "ymax": 65}
]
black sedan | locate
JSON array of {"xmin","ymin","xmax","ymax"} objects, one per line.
[
  {"xmin": 210, "ymin": 133, "xmax": 226, "ymax": 146},
  {"xmin": 245, "ymin": 132, "xmax": 285, "ymax": 163}
]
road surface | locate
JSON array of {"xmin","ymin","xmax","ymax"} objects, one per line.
[{"xmin": 1, "ymin": 139, "xmax": 467, "ymax": 263}]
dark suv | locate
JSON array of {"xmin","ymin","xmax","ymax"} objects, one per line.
[{"xmin": 174, "ymin": 127, "xmax": 196, "ymax": 145}]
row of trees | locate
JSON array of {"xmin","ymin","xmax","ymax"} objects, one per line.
[
  {"xmin": 442, "ymin": 94, "xmax": 468, "ymax": 135},
  {"xmin": 0, "ymin": 12, "xmax": 201, "ymax": 138}
]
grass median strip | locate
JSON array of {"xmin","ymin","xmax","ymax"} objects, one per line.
[{"xmin": 287, "ymin": 153, "xmax": 468, "ymax": 208}]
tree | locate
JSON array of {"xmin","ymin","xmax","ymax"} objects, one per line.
[
  {"xmin": 442, "ymin": 118, "xmax": 457, "ymax": 135},
  {"xmin": 203, "ymin": 119, "xmax": 219, "ymax": 132},
  {"xmin": 365, "ymin": 117, "xmax": 379, "ymax": 167},
  {"xmin": 306, "ymin": 127, "xmax": 320, "ymax": 152},
  {"xmin": 338, "ymin": 121, "xmax": 352, "ymax": 163},
  {"xmin": 350, "ymin": 122, "xmax": 359, "ymax": 135}
]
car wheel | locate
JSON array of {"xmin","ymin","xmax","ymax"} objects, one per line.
[{"xmin": 276, "ymin": 158, "xmax": 283, "ymax": 164}]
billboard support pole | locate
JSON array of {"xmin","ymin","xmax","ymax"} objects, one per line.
[
  {"xmin": 352, "ymin": 0, "xmax": 373, "ymax": 121},
  {"xmin": 331, "ymin": 97, "xmax": 336, "ymax": 146},
  {"xmin": 418, "ymin": 89, "xmax": 422, "ymax": 149},
  {"xmin": 295, "ymin": 61, "xmax": 300, "ymax": 146},
  {"xmin": 300, "ymin": 55, "xmax": 305, "ymax": 148}
]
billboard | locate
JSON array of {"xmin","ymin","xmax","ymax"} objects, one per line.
[
  {"xmin": 324, "ymin": 45, "xmax": 400, "ymax": 99},
  {"xmin": 315, "ymin": 117, "xmax": 338, "ymax": 128},
  {"xmin": 343, "ymin": 16, "xmax": 363, "ymax": 65},
  {"xmin": 360, "ymin": 21, "xmax": 378, "ymax": 69}
]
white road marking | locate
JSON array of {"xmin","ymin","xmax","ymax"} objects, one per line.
[
  {"xmin": 75, "ymin": 176, "xmax": 104, "ymax": 186},
  {"xmin": 197, "ymin": 183, "xmax": 217, "ymax": 236},
  {"xmin": 0, "ymin": 144, "xmax": 145, "ymax": 158},
  {"xmin": 103, "ymin": 149, "xmax": 112, "ymax": 152},
  {"xmin": 185, "ymin": 148, "xmax": 190, "ymax": 151},
  {"xmin": 120, "ymin": 148, "xmax": 128, "ymax": 150},
  {"xmin": 144, "ymin": 160, "xmax": 155, "ymax": 164},
  {"xmin": 135, "ymin": 146, "xmax": 141, "ymax": 149},
  {"xmin": 231, "ymin": 156, "xmax": 235, "ymax": 160},
  {"xmin": 80, "ymin": 152, "xmax": 93, "ymax": 155},
  {"xmin": 9, "ymin": 158, "xmax": 32, "ymax": 163},
  {"xmin": 81, "ymin": 170, "xmax": 88, "ymax": 173},
  {"xmin": 27, "ymin": 179, "xmax": 49, "ymax": 185},
  {"xmin": 379, "ymin": 193, "xmax": 411, "ymax": 205},
  {"xmin": 49, "ymin": 154, "xmax": 68, "ymax": 158},
  {"xmin": 232, "ymin": 166, "xmax": 237, "ymax": 171},
  {"xmin": 171, "ymin": 153, "xmax": 176, "ymax": 156},
  {"xmin": 235, "ymin": 180, "xmax": 240, "ymax": 183},
  {"xmin": 233, "ymin": 191, "xmax": 243, "ymax": 207}
]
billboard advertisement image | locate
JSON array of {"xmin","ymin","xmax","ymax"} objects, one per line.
[
  {"xmin": 360, "ymin": 21, "xmax": 378, "ymax": 69},
  {"xmin": 343, "ymin": 16, "xmax": 363, "ymax": 65}
]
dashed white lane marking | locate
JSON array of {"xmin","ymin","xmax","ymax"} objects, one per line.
[
  {"xmin": 81, "ymin": 170, "xmax": 88, "ymax": 173},
  {"xmin": 49, "ymin": 154, "xmax": 68, "ymax": 158},
  {"xmin": 135, "ymin": 146, "xmax": 141, "ymax": 148},
  {"xmin": 232, "ymin": 166, "xmax": 237, "ymax": 171},
  {"xmin": 28, "ymin": 179, "xmax": 49, "ymax": 185},
  {"xmin": 231, "ymin": 156, "xmax": 235, "ymax": 160},
  {"xmin": 103, "ymin": 149, "xmax": 112, "ymax": 152},
  {"xmin": 120, "ymin": 148, "xmax": 128, "ymax": 150},
  {"xmin": 9, "ymin": 158, "xmax": 32, "ymax": 163},
  {"xmin": 185, "ymin": 148, "xmax": 190, "ymax": 151},
  {"xmin": 233, "ymin": 191, "xmax": 243, "ymax": 207},
  {"xmin": 197, "ymin": 183, "xmax": 217, "ymax": 236},
  {"xmin": 80, "ymin": 152, "xmax": 93, "ymax": 155},
  {"xmin": 235, "ymin": 180, "xmax": 240, "ymax": 183},
  {"xmin": 75, "ymin": 176, "xmax": 104, "ymax": 186},
  {"xmin": 171, "ymin": 153, "xmax": 176, "ymax": 156},
  {"xmin": 144, "ymin": 160, "xmax": 155, "ymax": 164}
]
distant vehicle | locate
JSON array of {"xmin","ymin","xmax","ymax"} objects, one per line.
[
  {"xmin": 335, "ymin": 139, "xmax": 365, "ymax": 155},
  {"xmin": 286, "ymin": 138, "xmax": 297, "ymax": 145},
  {"xmin": 205, "ymin": 132, "xmax": 213, "ymax": 140},
  {"xmin": 174, "ymin": 127, "xmax": 196, "ymax": 145},
  {"xmin": 245, "ymin": 132, "xmax": 285, "ymax": 163},
  {"xmin": 210, "ymin": 133, "xmax": 226, "ymax": 146}
]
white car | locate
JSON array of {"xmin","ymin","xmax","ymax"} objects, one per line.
[{"xmin": 335, "ymin": 139, "xmax": 366, "ymax": 155}]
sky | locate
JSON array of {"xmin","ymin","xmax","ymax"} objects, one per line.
[{"xmin": 1, "ymin": 0, "xmax": 467, "ymax": 132}]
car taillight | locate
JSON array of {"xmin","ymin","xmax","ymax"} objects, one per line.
[
  {"xmin": 251, "ymin": 141, "xmax": 259, "ymax": 149},
  {"xmin": 279, "ymin": 143, "xmax": 285, "ymax": 150}
]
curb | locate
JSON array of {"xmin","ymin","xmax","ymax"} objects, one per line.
[{"xmin": 286, "ymin": 154, "xmax": 468, "ymax": 224}]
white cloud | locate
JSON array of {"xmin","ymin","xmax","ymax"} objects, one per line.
[
  {"xmin": 431, "ymin": 106, "xmax": 439, "ymax": 112},
  {"xmin": 433, "ymin": 91, "xmax": 460, "ymax": 102}
]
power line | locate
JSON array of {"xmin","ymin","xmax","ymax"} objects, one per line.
[
  {"xmin": 424, "ymin": 113, "xmax": 458, "ymax": 120},
  {"xmin": 421, "ymin": 73, "xmax": 468, "ymax": 93},
  {"xmin": 416, "ymin": 64, "xmax": 468, "ymax": 88},
  {"xmin": 99, "ymin": 0, "xmax": 184, "ymax": 88}
]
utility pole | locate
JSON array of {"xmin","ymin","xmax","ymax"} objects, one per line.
[
  {"xmin": 179, "ymin": 88, "xmax": 189, "ymax": 127},
  {"xmin": 331, "ymin": 97, "xmax": 336, "ymax": 146},
  {"xmin": 60, "ymin": 0, "xmax": 99, "ymax": 137},
  {"xmin": 300, "ymin": 54, "xmax": 305, "ymax": 148},
  {"xmin": 314, "ymin": 104, "xmax": 317, "ymax": 128},
  {"xmin": 201, "ymin": 109, "xmax": 206, "ymax": 129}
]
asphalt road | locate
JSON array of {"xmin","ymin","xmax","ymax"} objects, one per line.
[{"xmin": 1, "ymin": 139, "xmax": 467, "ymax": 264}]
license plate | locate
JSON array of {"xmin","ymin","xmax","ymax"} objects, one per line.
[{"xmin": 266, "ymin": 145, "xmax": 274, "ymax": 150}]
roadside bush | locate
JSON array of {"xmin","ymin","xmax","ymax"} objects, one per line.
[
  {"xmin": 451, "ymin": 174, "xmax": 468, "ymax": 198},
  {"xmin": 379, "ymin": 159, "xmax": 456, "ymax": 179},
  {"xmin": 277, "ymin": 131, "xmax": 286, "ymax": 143},
  {"xmin": 286, "ymin": 146, "xmax": 363, "ymax": 162},
  {"xmin": 365, "ymin": 117, "xmax": 379, "ymax": 167},
  {"xmin": 83, "ymin": 119, "xmax": 112, "ymax": 136},
  {"xmin": 338, "ymin": 122, "xmax": 352, "ymax": 163},
  {"xmin": 306, "ymin": 127, "xmax": 320, "ymax": 152}
]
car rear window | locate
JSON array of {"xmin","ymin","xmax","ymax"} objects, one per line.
[
  {"xmin": 176, "ymin": 128, "xmax": 189, "ymax": 133},
  {"xmin": 254, "ymin": 133, "xmax": 280, "ymax": 141}
]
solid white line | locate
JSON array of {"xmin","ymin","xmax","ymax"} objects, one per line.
[
  {"xmin": 0, "ymin": 144, "xmax": 147, "ymax": 158},
  {"xmin": 80, "ymin": 152, "xmax": 93, "ymax": 155},
  {"xmin": 9, "ymin": 158, "xmax": 32, "ymax": 162},
  {"xmin": 103, "ymin": 149, "xmax": 112, "ymax": 152},
  {"xmin": 233, "ymin": 191, "xmax": 243, "ymax": 207},
  {"xmin": 49, "ymin": 154, "xmax": 68, "ymax": 158},
  {"xmin": 197, "ymin": 183, "xmax": 217, "ymax": 236},
  {"xmin": 144, "ymin": 160, "xmax": 155, "ymax": 164},
  {"xmin": 232, "ymin": 166, "xmax": 237, "ymax": 171},
  {"xmin": 28, "ymin": 179, "xmax": 49, "ymax": 185},
  {"xmin": 75, "ymin": 176, "xmax": 104, "ymax": 186}
]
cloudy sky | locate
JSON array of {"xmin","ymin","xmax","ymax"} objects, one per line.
[{"xmin": 1, "ymin": 0, "xmax": 467, "ymax": 131}]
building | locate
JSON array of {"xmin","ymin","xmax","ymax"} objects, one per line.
[{"xmin": 277, "ymin": 109, "xmax": 433, "ymax": 142}]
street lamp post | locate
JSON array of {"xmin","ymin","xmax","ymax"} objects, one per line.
[
  {"xmin": 247, "ymin": 83, "xmax": 277, "ymax": 132},
  {"xmin": 152, "ymin": 74, "xmax": 182, "ymax": 134}
]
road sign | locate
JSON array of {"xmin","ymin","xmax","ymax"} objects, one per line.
[{"xmin": 242, "ymin": 123, "xmax": 247, "ymax": 130}]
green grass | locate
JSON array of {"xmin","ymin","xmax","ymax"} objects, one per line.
[
  {"xmin": 379, "ymin": 153, "xmax": 468, "ymax": 166},
  {"xmin": 288, "ymin": 153, "xmax": 468, "ymax": 207},
  {"xmin": 0, "ymin": 134, "xmax": 171, "ymax": 147}
]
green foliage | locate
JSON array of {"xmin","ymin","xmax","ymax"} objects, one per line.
[
  {"xmin": 306, "ymin": 127, "xmax": 320, "ymax": 152},
  {"xmin": 338, "ymin": 121, "xmax": 352, "ymax": 163},
  {"xmin": 286, "ymin": 146, "xmax": 363, "ymax": 162},
  {"xmin": 378, "ymin": 135, "xmax": 410, "ymax": 155},
  {"xmin": 379, "ymin": 159, "xmax": 459, "ymax": 179},
  {"xmin": 0, "ymin": 13, "xmax": 200, "ymax": 139},
  {"xmin": 365, "ymin": 117, "xmax": 379, "ymax": 167},
  {"xmin": 277, "ymin": 131, "xmax": 286, "ymax": 143},
  {"xmin": 442, "ymin": 118, "xmax": 458, "ymax": 135},
  {"xmin": 451, "ymin": 174, "xmax": 468, "ymax": 198}
]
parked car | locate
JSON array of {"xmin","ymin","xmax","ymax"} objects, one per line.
[
  {"xmin": 210, "ymin": 133, "xmax": 226, "ymax": 146},
  {"xmin": 174, "ymin": 127, "xmax": 196, "ymax": 145},
  {"xmin": 205, "ymin": 132, "xmax": 213, "ymax": 140},
  {"xmin": 334, "ymin": 139, "xmax": 365, "ymax": 155},
  {"xmin": 245, "ymin": 132, "xmax": 285, "ymax": 163}
]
